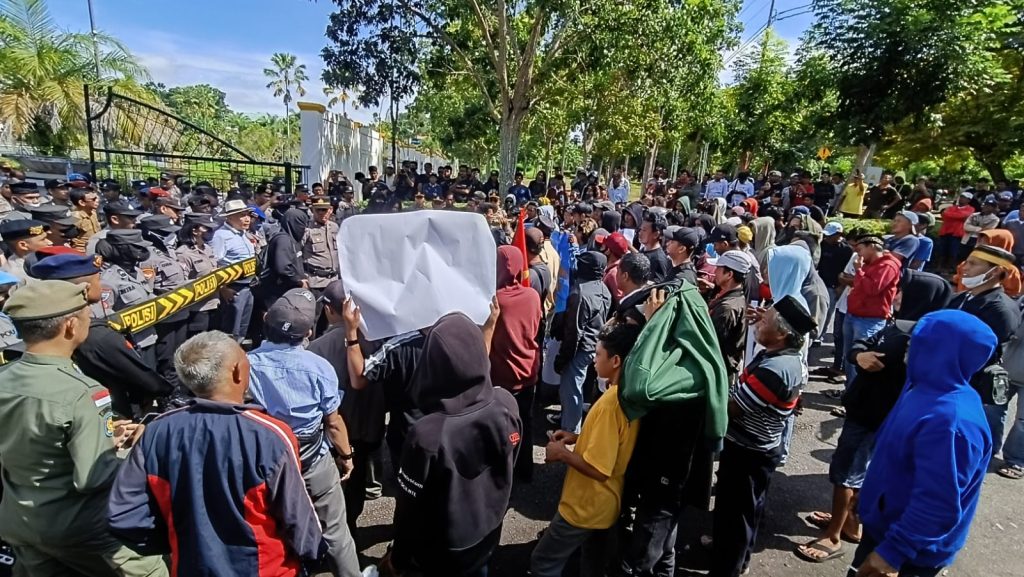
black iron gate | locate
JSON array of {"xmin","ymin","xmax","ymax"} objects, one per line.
[{"xmin": 85, "ymin": 85, "xmax": 308, "ymax": 193}]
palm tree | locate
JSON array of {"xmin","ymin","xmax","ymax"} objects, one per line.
[
  {"xmin": 0, "ymin": 0, "xmax": 150, "ymax": 155},
  {"xmin": 263, "ymin": 52, "xmax": 307, "ymax": 161},
  {"xmin": 323, "ymin": 85, "xmax": 361, "ymax": 118}
]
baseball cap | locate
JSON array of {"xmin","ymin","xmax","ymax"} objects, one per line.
[
  {"xmin": 998, "ymin": 191, "xmax": 1014, "ymax": 201},
  {"xmin": 665, "ymin": 226, "xmax": 700, "ymax": 248},
  {"xmin": 716, "ymin": 250, "xmax": 751, "ymax": 275},
  {"xmin": 983, "ymin": 195, "xmax": 998, "ymax": 206},
  {"xmin": 320, "ymin": 279, "xmax": 347, "ymax": 307},
  {"xmin": 792, "ymin": 205, "xmax": 810, "ymax": 216},
  {"xmin": 708, "ymin": 224, "xmax": 738, "ymax": 244},
  {"xmin": 104, "ymin": 201, "xmax": 143, "ymax": 217},
  {"xmin": 896, "ymin": 210, "xmax": 919, "ymax": 225},
  {"xmin": 768, "ymin": 170, "xmax": 782, "ymax": 178},
  {"xmin": 737, "ymin": 226, "xmax": 753, "ymax": 244},
  {"xmin": 44, "ymin": 178, "xmax": 68, "ymax": 189},
  {"xmin": 915, "ymin": 212, "xmax": 935, "ymax": 227},
  {"xmin": 822, "ymin": 221, "xmax": 844, "ymax": 236},
  {"xmin": 265, "ymin": 288, "xmax": 317, "ymax": 340},
  {"xmin": 600, "ymin": 231, "xmax": 630, "ymax": 258},
  {"xmin": 959, "ymin": 191, "xmax": 974, "ymax": 199}
]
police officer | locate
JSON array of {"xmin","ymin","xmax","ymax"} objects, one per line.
[
  {"xmin": 87, "ymin": 200, "xmax": 143, "ymax": 254},
  {"xmin": 149, "ymin": 189, "xmax": 185, "ymax": 224},
  {"xmin": 43, "ymin": 178, "xmax": 72, "ymax": 207},
  {"xmin": 0, "ymin": 280, "xmax": 169, "ymax": 577},
  {"xmin": 304, "ymin": 196, "xmax": 340, "ymax": 324},
  {"xmin": 176, "ymin": 214, "xmax": 220, "ymax": 337},
  {"xmin": 95, "ymin": 229, "xmax": 158, "ymax": 355},
  {"xmin": 1, "ymin": 181, "xmax": 44, "ymax": 222},
  {"xmin": 0, "ymin": 219, "xmax": 52, "ymax": 282},
  {"xmin": 0, "ymin": 270, "xmax": 22, "ymax": 364},
  {"xmin": 29, "ymin": 204, "xmax": 79, "ymax": 248},
  {"xmin": 139, "ymin": 215, "xmax": 189, "ymax": 387}
]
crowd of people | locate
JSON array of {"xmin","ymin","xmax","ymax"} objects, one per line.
[{"xmin": 0, "ymin": 158, "xmax": 1021, "ymax": 577}]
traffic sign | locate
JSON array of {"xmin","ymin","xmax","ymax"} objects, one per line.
[{"xmin": 817, "ymin": 146, "xmax": 832, "ymax": 160}]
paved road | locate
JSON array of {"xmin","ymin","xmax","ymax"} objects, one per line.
[{"xmin": 346, "ymin": 342, "xmax": 1022, "ymax": 577}]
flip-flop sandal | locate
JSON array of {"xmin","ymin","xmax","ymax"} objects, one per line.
[
  {"xmin": 805, "ymin": 511, "xmax": 832, "ymax": 530},
  {"xmin": 841, "ymin": 531, "xmax": 862, "ymax": 544},
  {"xmin": 831, "ymin": 407, "xmax": 847, "ymax": 418},
  {"xmin": 823, "ymin": 389, "xmax": 844, "ymax": 399},
  {"xmin": 997, "ymin": 465, "xmax": 1024, "ymax": 479},
  {"xmin": 795, "ymin": 539, "xmax": 845, "ymax": 563}
]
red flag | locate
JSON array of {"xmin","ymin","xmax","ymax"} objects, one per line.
[{"xmin": 512, "ymin": 207, "xmax": 530, "ymax": 288}]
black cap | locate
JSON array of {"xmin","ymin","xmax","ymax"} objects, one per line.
[
  {"xmin": 104, "ymin": 201, "xmax": 143, "ymax": 217},
  {"xmin": 44, "ymin": 178, "xmax": 68, "ymax": 189},
  {"xmin": 0, "ymin": 219, "xmax": 50, "ymax": 240},
  {"xmin": 182, "ymin": 212, "xmax": 216, "ymax": 227},
  {"xmin": 320, "ymin": 279, "xmax": 346, "ymax": 307},
  {"xmin": 130, "ymin": 180, "xmax": 148, "ymax": 190},
  {"xmin": 537, "ymin": 214, "xmax": 556, "ymax": 234},
  {"xmin": 98, "ymin": 179, "xmax": 121, "ymax": 191},
  {"xmin": 106, "ymin": 228, "xmax": 151, "ymax": 246},
  {"xmin": 666, "ymin": 226, "xmax": 700, "ymax": 248},
  {"xmin": 9, "ymin": 181, "xmax": 39, "ymax": 195},
  {"xmin": 29, "ymin": 205, "xmax": 78, "ymax": 226},
  {"xmin": 772, "ymin": 295, "xmax": 817, "ymax": 336},
  {"xmin": 708, "ymin": 224, "xmax": 738, "ymax": 244},
  {"xmin": 138, "ymin": 214, "xmax": 181, "ymax": 235}
]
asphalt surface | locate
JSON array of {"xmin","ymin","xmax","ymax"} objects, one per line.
[{"xmin": 344, "ymin": 341, "xmax": 1023, "ymax": 577}]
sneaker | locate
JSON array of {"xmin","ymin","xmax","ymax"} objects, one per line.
[{"xmin": 545, "ymin": 412, "xmax": 561, "ymax": 426}]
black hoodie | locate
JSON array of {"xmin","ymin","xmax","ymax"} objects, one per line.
[
  {"xmin": 557, "ymin": 251, "xmax": 611, "ymax": 367},
  {"xmin": 264, "ymin": 207, "xmax": 308, "ymax": 300},
  {"xmin": 390, "ymin": 313, "xmax": 522, "ymax": 576}
]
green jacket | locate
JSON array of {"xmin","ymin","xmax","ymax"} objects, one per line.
[
  {"xmin": 619, "ymin": 283, "xmax": 730, "ymax": 445},
  {"xmin": 0, "ymin": 352, "xmax": 120, "ymax": 545}
]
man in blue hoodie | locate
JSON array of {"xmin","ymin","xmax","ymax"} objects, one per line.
[{"xmin": 851, "ymin": 310, "xmax": 996, "ymax": 577}]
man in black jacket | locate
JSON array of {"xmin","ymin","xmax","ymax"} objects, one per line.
[
  {"xmin": 556, "ymin": 250, "xmax": 612, "ymax": 434},
  {"xmin": 381, "ymin": 313, "xmax": 521, "ymax": 577},
  {"xmin": 262, "ymin": 207, "xmax": 309, "ymax": 307}
]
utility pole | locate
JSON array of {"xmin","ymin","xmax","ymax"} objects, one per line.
[
  {"xmin": 760, "ymin": 0, "xmax": 776, "ymax": 61},
  {"xmin": 86, "ymin": 0, "xmax": 102, "ymax": 78}
]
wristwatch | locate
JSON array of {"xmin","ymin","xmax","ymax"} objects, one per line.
[
  {"xmin": 346, "ymin": 338, "xmax": 359, "ymax": 347},
  {"xmin": 331, "ymin": 446, "xmax": 355, "ymax": 461}
]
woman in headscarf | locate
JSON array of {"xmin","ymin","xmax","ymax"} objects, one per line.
[
  {"xmin": 262, "ymin": 207, "xmax": 309, "ymax": 307},
  {"xmin": 953, "ymin": 229, "xmax": 1022, "ymax": 297},
  {"xmin": 752, "ymin": 216, "xmax": 777, "ymax": 265},
  {"xmin": 709, "ymin": 197, "xmax": 728, "ymax": 225},
  {"xmin": 741, "ymin": 197, "xmax": 759, "ymax": 218},
  {"xmin": 789, "ymin": 240, "xmax": 831, "ymax": 336},
  {"xmin": 387, "ymin": 313, "xmax": 522, "ymax": 577}
]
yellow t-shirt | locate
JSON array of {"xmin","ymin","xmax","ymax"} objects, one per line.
[
  {"xmin": 840, "ymin": 182, "xmax": 867, "ymax": 215},
  {"xmin": 557, "ymin": 385, "xmax": 640, "ymax": 530}
]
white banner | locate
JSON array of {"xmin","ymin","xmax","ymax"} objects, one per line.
[{"xmin": 338, "ymin": 211, "xmax": 497, "ymax": 341}]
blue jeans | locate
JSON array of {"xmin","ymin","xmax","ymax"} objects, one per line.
[
  {"xmin": 843, "ymin": 315, "xmax": 887, "ymax": 386},
  {"xmin": 829, "ymin": 419, "xmax": 876, "ymax": 489},
  {"xmin": 983, "ymin": 381, "xmax": 1024, "ymax": 466},
  {"xmin": 832, "ymin": 310, "xmax": 846, "ymax": 371},
  {"xmin": 560, "ymin": 349, "xmax": 594, "ymax": 434}
]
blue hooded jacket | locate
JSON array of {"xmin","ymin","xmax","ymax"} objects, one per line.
[
  {"xmin": 766, "ymin": 245, "xmax": 811, "ymax": 309},
  {"xmin": 858, "ymin": 310, "xmax": 996, "ymax": 570}
]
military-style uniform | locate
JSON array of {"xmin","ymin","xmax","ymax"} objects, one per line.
[
  {"xmin": 0, "ymin": 281, "xmax": 168, "ymax": 577},
  {"xmin": 140, "ymin": 219, "xmax": 190, "ymax": 389},
  {"xmin": 302, "ymin": 219, "xmax": 340, "ymax": 289}
]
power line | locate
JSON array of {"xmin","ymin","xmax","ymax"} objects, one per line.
[{"xmin": 722, "ymin": 22, "xmax": 769, "ymax": 68}]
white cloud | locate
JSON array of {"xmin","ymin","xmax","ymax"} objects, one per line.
[{"xmin": 131, "ymin": 31, "xmax": 380, "ymax": 124}]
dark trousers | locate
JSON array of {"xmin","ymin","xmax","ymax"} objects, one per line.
[
  {"xmin": 155, "ymin": 317, "xmax": 188, "ymax": 391},
  {"xmin": 847, "ymin": 534, "xmax": 942, "ymax": 577},
  {"xmin": 342, "ymin": 439, "xmax": 381, "ymax": 544},
  {"xmin": 512, "ymin": 386, "xmax": 535, "ymax": 482},
  {"xmin": 710, "ymin": 440, "xmax": 777, "ymax": 577},
  {"xmin": 615, "ymin": 497, "xmax": 681, "ymax": 577},
  {"xmin": 186, "ymin": 309, "xmax": 212, "ymax": 338},
  {"xmin": 219, "ymin": 285, "xmax": 254, "ymax": 342}
]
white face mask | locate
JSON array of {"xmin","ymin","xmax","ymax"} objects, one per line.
[{"xmin": 962, "ymin": 267, "xmax": 995, "ymax": 289}]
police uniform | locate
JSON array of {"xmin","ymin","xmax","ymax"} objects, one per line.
[
  {"xmin": 0, "ymin": 181, "xmax": 41, "ymax": 223},
  {"xmin": 97, "ymin": 229, "xmax": 158, "ymax": 350},
  {"xmin": 29, "ymin": 204, "xmax": 79, "ymax": 248},
  {"xmin": 0, "ymin": 270, "xmax": 22, "ymax": 364},
  {"xmin": 176, "ymin": 215, "xmax": 220, "ymax": 336},
  {"xmin": 87, "ymin": 201, "xmax": 144, "ymax": 255},
  {"xmin": 0, "ymin": 219, "xmax": 51, "ymax": 284},
  {"xmin": 0, "ymin": 280, "xmax": 168, "ymax": 577},
  {"xmin": 31, "ymin": 252, "xmax": 175, "ymax": 418},
  {"xmin": 303, "ymin": 198, "xmax": 341, "ymax": 289},
  {"xmin": 139, "ymin": 217, "xmax": 189, "ymax": 388}
]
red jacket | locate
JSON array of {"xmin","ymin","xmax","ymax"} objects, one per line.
[
  {"xmin": 847, "ymin": 253, "xmax": 901, "ymax": 319},
  {"xmin": 490, "ymin": 246, "xmax": 542, "ymax": 390},
  {"xmin": 939, "ymin": 204, "xmax": 975, "ymax": 237}
]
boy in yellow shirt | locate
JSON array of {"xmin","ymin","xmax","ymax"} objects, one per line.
[{"xmin": 530, "ymin": 322, "xmax": 642, "ymax": 577}]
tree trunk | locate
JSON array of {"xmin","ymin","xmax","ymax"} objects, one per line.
[
  {"xmin": 854, "ymin": 143, "xmax": 876, "ymax": 172},
  {"xmin": 643, "ymin": 139, "xmax": 660, "ymax": 183},
  {"xmin": 543, "ymin": 135, "xmax": 553, "ymax": 182},
  {"xmin": 498, "ymin": 111, "xmax": 525, "ymax": 195},
  {"xmin": 738, "ymin": 150, "xmax": 752, "ymax": 175},
  {"xmin": 978, "ymin": 158, "xmax": 1007, "ymax": 184},
  {"xmin": 624, "ymin": 156, "xmax": 630, "ymax": 181}
]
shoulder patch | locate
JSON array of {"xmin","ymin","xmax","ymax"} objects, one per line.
[{"xmin": 101, "ymin": 408, "xmax": 115, "ymax": 437}]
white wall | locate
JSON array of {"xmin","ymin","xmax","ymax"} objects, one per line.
[{"xmin": 299, "ymin": 102, "xmax": 448, "ymax": 201}]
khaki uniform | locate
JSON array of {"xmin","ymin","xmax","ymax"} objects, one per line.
[
  {"xmin": 70, "ymin": 209, "xmax": 102, "ymax": 252},
  {"xmin": 0, "ymin": 352, "xmax": 167, "ymax": 577},
  {"xmin": 301, "ymin": 220, "xmax": 340, "ymax": 289}
]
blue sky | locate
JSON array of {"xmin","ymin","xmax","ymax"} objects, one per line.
[{"xmin": 49, "ymin": 0, "xmax": 813, "ymax": 118}]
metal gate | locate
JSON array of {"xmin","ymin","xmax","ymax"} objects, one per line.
[{"xmin": 85, "ymin": 85, "xmax": 308, "ymax": 193}]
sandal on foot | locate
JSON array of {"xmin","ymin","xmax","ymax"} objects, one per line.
[
  {"xmin": 997, "ymin": 464, "xmax": 1024, "ymax": 479},
  {"xmin": 831, "ymin": 407, "xmax": 847, "ymax": 418},
  {"xmin": 805, "ymin": 511, "xmax": 832, "ymax": 530},
  {"xmin": 795, "ymin": 539, "xmax": 845, "ymax": 563}
]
